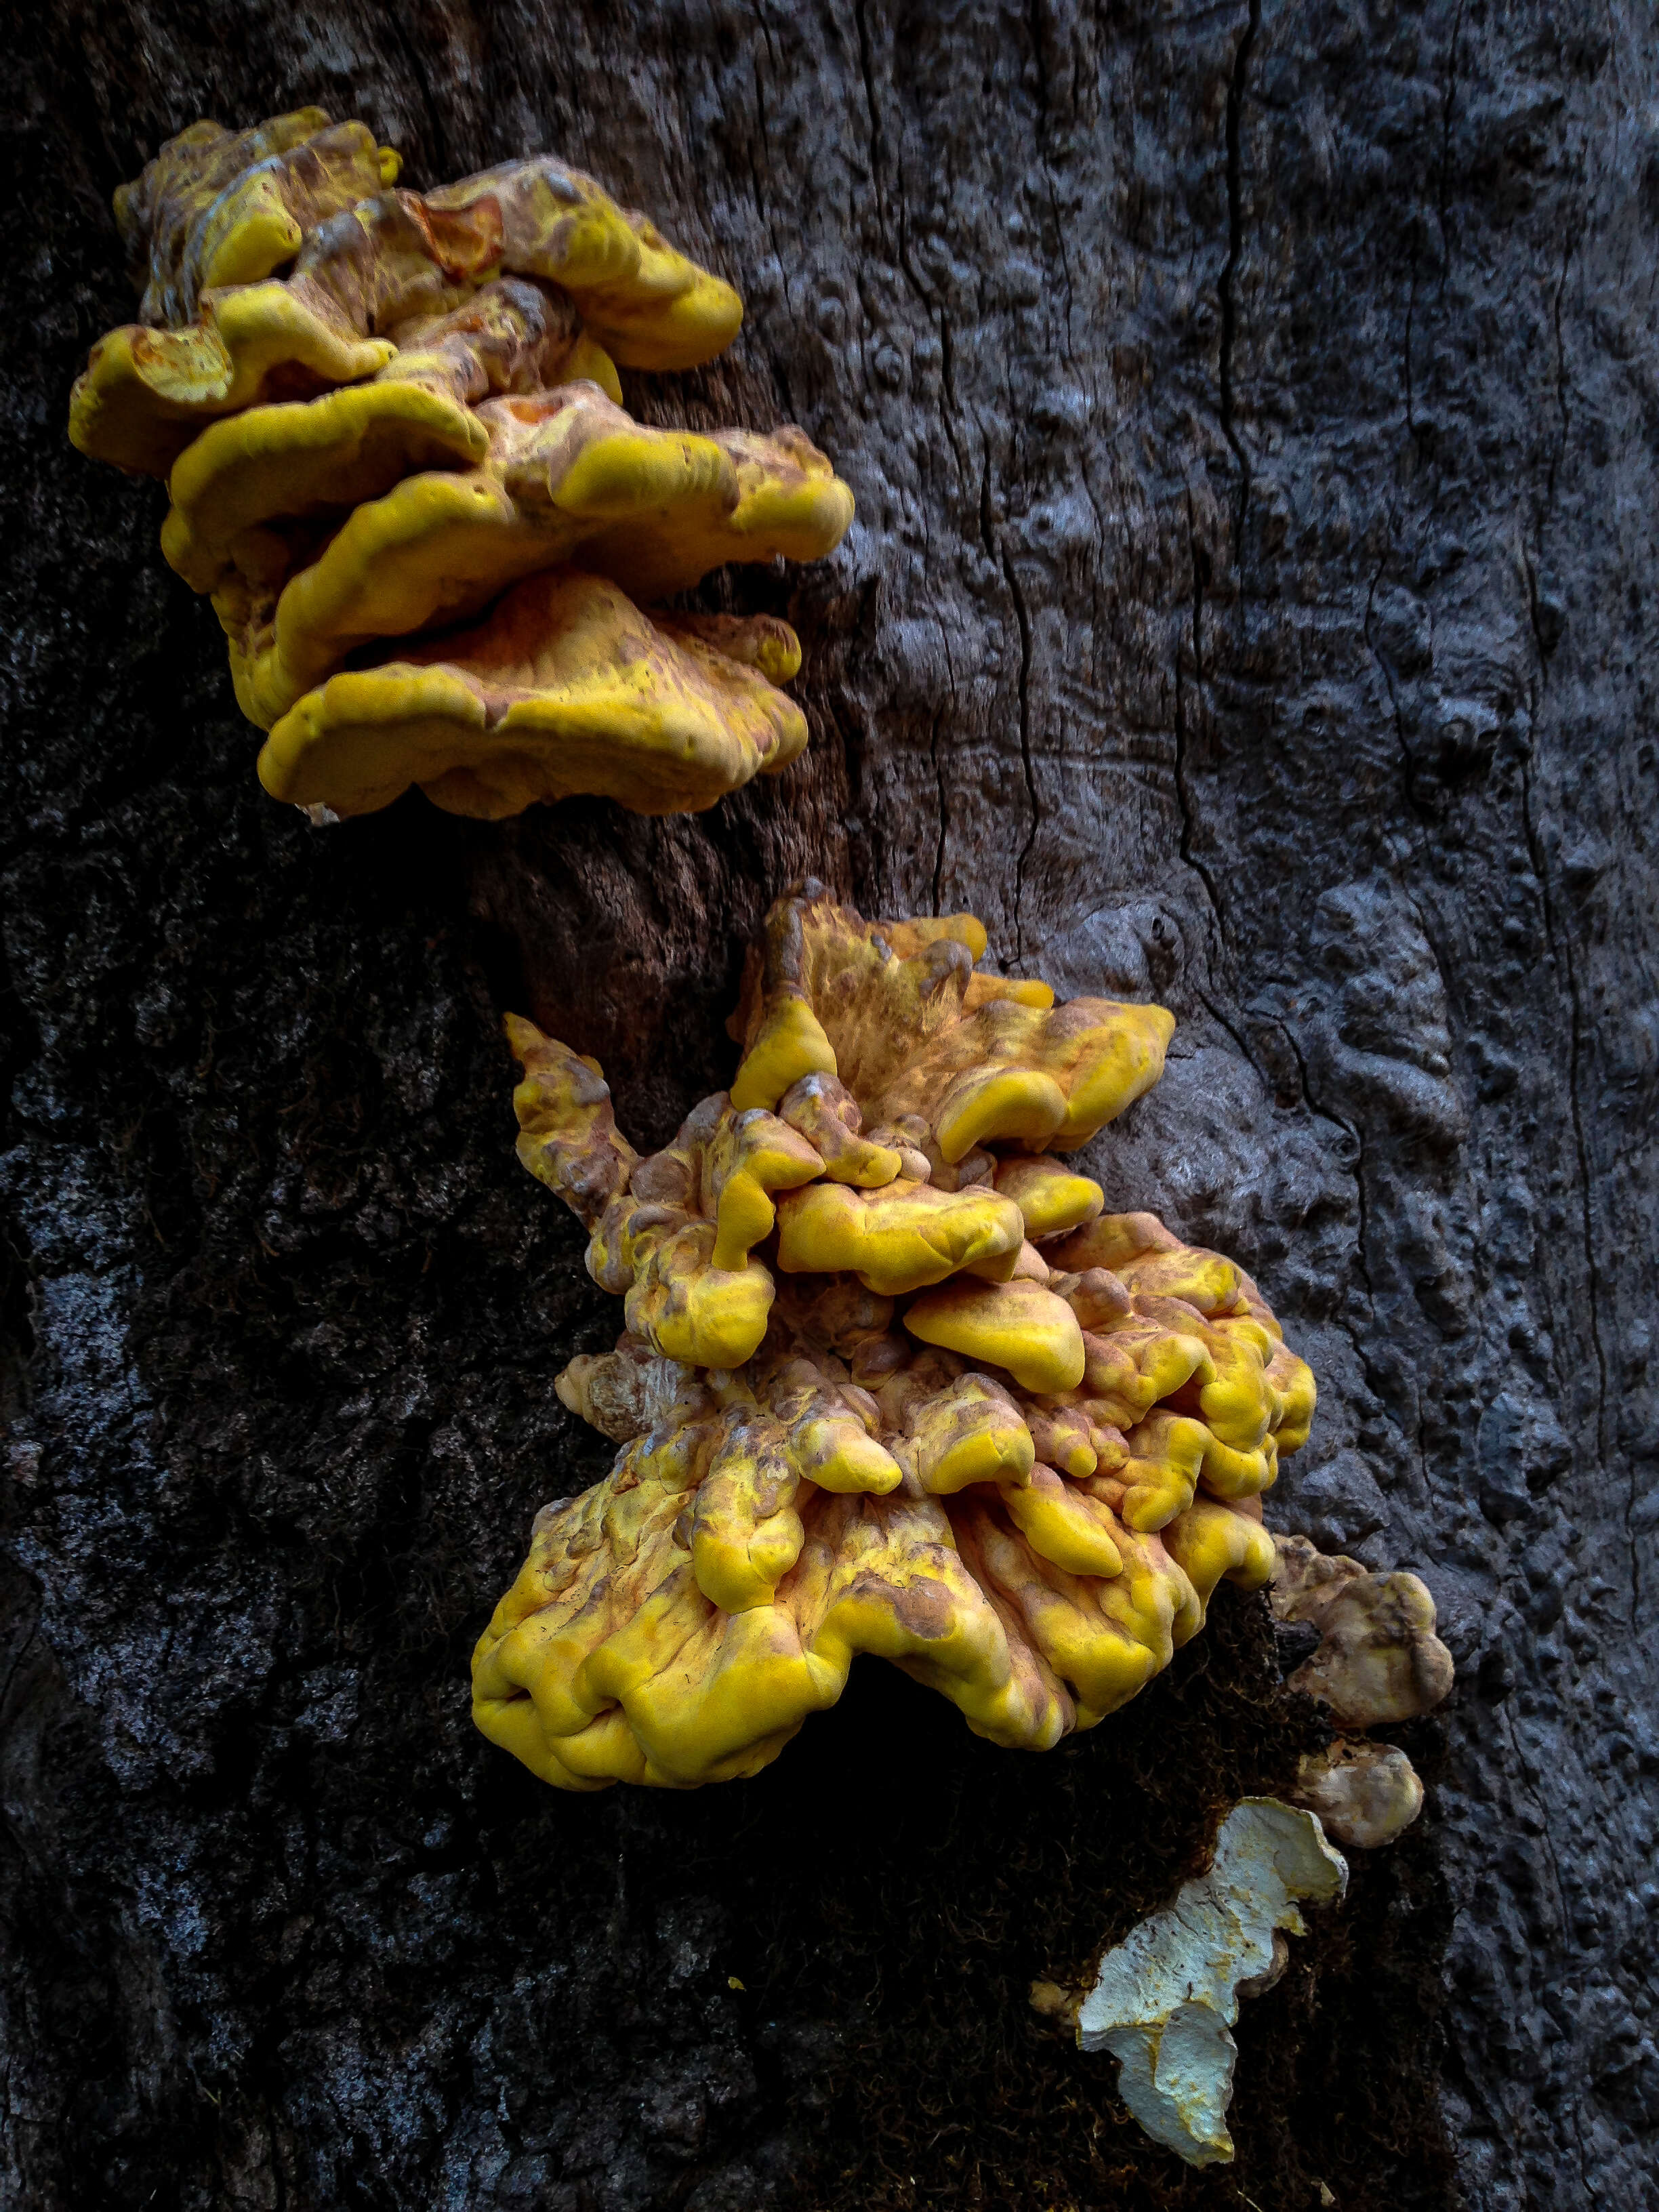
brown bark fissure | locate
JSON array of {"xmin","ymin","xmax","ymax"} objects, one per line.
[{"xmin": 1217, "ymin": 0, "xmax": 1258, "ymax": 533}]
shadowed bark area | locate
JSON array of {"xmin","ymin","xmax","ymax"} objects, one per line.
[{"xmin": 3, "ymin": 3, "xmax": 1656, "ymax": 2208}]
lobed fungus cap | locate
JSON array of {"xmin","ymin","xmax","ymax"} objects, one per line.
[
  {"xmin": 77, "ymin": 114, "xmax": 744, "ymax": 475},
  {"xmin": 902, "ymin": 1276, "xmax": 1087, "ymax": 1393},
  {"xmin": 75, "ymin": 112, "xmax": 852, "ymax": 838},
  {"xmin": 994, "ymin": 1155, "xmax": 1105, "ymax": 1239},
  {"xmin": 68, "ymin": 280, "xmax": 398, "ymax": 478},
  {"xmin": 504, "ymin": 893, "xmax": 1200, "ymax": 1387},
  {"xmin": 257, "ymin": 570, "xmax": 809, "ymax": 820},
  {"xmin": 501, "ymin": 893, "xmax": 1300, "ymax": 1490},
  {"xmin": 215, "ymin": 388, "xmax": 851, "ymax": 728},
  {"xmin": 773, "ymin": 1177, "xmax": 1027, "ymax": 1295},
  {"xmin": 726, "ymin": 885, "xmax": 1174, "ymax": 1155},
  {"xmin": 160, "ymin": 381, "xmax": 490, "ymax": 598},
  {"xmin": 472, "ymin": 1296, "xmax": 1284, "ymax": 1789},
  {"xmin": 508, "ymin": 1015, "xmax": 832, "ymax": 1370},
  {"xmin": 159, "ymin": 280, "xmax": 617, "ymax": 598},
  {"xmin": 422, "ymin": 156, "xmax": 744, "ymax": 368},
  {"xmin": 506, "ymin": 1017, "xmax": 637, "ymax": 1225},
  {"xmin": 115, "ymin": 110, "xmax": 401, "ymax": 326}
]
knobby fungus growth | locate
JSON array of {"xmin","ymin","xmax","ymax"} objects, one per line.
[
  {"xmin": 1273, "ymin": 1530, "xmax": 1456, "ymax": 1848},
  {"xmin": 69, "ymin": 108, "xmax": 852, "ymax": 819},
  {"xmin": 474, "ymin": 888, "xmax": 1320, "ymax": 1790}
]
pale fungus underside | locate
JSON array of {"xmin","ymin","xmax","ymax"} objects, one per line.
[
  {"xmin": 475, "ymin": 892, "xmax": 1319, "ymax": 1790},
  {"xmin": 68, "ymin": 108, "xmax": 853, "ymax": 820}
]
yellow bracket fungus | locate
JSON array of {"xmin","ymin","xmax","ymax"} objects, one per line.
[
  {"xmin": 69, "ymin": 110, "xmax": 851, "ymax": 825},
  {"xmin": 510, "ymin": 1015, "xmax": 829, "ymax": 1369},
  {"xmin": 419, "ymin": 156, "xmax": 743, "ymax": 369},
  {"xmin": 216, "ymin": 390, "xmax": 850, "ymax": 729},
  {"xmin": 255, "ymin": 570, "xmax": 809, "ymax": 820},
  {"xmin": 77, "ymin": 119, "xmax": 741, "ymax": 474},
  {"xmin": 726, "ymin": 884, "xmax": 1174, "ymax": 1155},
  {"xmin": 880, "ymin": 1370, "xmax": 1036, "ymax": 1494},
  {"xmin": 115, "ymin": 110, "xmax": 402, "ymax": 326},
  {"xmin": 775, "ymin": 1073, "xmax": 904, "ymax": 1187},
  {"xmin": 478, "ymin": 895, "xmax": 1317, "ymax": 1788},
  {"xmin": 70, "ymin": 284, "xmax": 400, "ymax": 479},
  {"xmin": 994, "ymin": 1154, "xmax": 1105, "ymax": 1239},
  {"xmin": 159, "ymin": 280, "xmax": 619, "ymax": 598},
  {"xmin": 902, "ymin": 1277, "xmax": 1087, "ymax": 1393},
  {"xmin": 774, "ymin": 1178, "xmax": 1027, "ymax": 1294},
  {"xmin": 73, "ymin": 131, "xmax": 1326, "ymax": 1798}
]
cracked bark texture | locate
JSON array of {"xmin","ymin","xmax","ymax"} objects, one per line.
[{"xmin": 3, "ymin": 3, "xmax": 1656, "ymax": 2209}]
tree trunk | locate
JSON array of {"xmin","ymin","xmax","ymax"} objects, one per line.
[{"xmin": 3, "ymin": 3, "xmax": 1654, "ymax": 2208}]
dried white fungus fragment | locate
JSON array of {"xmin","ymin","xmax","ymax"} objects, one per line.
[{"xmin": 1075, "ymin": 1797, "xmax": 1347, "ymax": 2166}]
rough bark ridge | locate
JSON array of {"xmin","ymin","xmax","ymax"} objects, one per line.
[{"xmin": 3, "ymin": 3, "xmax": 1655, "ymax": 2209}]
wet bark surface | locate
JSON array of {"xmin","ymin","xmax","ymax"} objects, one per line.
[{"xmin": 3, "ymin": 2, "xmax": 1656, "ymax": 2207}]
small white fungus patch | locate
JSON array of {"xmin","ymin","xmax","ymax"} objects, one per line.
[{"xmin": 1075, "ymin": 1797, "xmax": 1347, "ymax": 2167}]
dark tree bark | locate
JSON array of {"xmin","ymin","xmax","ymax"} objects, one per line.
[{"xmin": 3, "ymin": 3, "xmax": 1655, "ymax": 2208}]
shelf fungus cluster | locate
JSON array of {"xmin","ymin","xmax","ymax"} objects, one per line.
[
  {"xmin": 472, "ymin": 889, "xmax": 1319, "ymax": 1790},
  {"xmin": 69, "ymin": 109, "xmax": 853, "ymax": 819}
]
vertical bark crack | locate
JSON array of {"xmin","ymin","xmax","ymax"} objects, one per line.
[
  {"xmin": 929, "ymin": 607, "xmax": 961, "ymax": 920},
  {"xmin": 1518, "ymin": 738, "xmax": 1618, "ymax": 1610},
  {"xmin": 1435, "ymin": 0, "xmax": 1467, "ymax": 281},
  {"xmin": 1218, "ymin": 0, "xmax": 1259, "ymax": 530},
  {"xmin": 1000, "ymin": 547, "xmax": 1039, "ymax": 966},
  {"xmin": 1547, "ymin": 233, "xmax": 1574, "ymax": 508},
  {"xmin": 1364, "ymin": 538, "xmax": 1437, "ymax": 823},
  {"xmin": 1174, "ymin": 523, "xmax": 1231, "ymax": 947}
]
